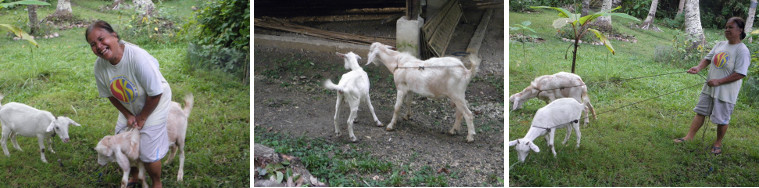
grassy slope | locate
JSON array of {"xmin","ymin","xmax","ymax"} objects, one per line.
[
  {"xmin": 0, "ymin": 0, "xmax": 249, "ymax": 186},
  {"xmin": 509, "ymin": 11, "xmax": 759, "ymax": 186}
]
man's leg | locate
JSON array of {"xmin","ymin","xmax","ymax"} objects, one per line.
[
  {"xmin": 682, "ymin": 114, "xmax": 706, "ymax": 140},
  {"xmin": 714, "ymin": 124, "xmax": 728, "ymax": 148}
]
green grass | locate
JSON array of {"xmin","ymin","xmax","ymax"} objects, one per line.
[
  {"xmin": 0, "ymin": 0, "xmax": 249, "ymax": 187},
  {"xmin": 255, "ymin": 126, "xmax": 455, "ymax": 187},
  {"xmin": 509, "ymin": 11, "xmax": 759, "ymax": 186}
]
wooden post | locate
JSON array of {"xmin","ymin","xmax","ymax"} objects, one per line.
[{"xmin": 406, "ymin": 0, "xmax": 419, "ymax": 20}]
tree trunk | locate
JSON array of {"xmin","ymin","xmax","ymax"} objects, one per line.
[
  {"xmin": 676, "ymin": 0, "xmax": 685, "ymax": 18},
  {"xmin": 111, "ymin": 0, "xmax": 123, "ymax": 10},
  {"xmin": 684, "ymin": 0, "xmax": 705, "ymax": 50},
  {"xmin": 581, "ymin": 0, "xmax": 590, "ymax": 16},
  {"xmin": 133, "ymin": 0, "xmax": 155, "ymax": 16},
  {"xmin": 28, "ymin": 5, "xmax": 38, "ymax": 35},
  {"xmin": 641, "ymin": 0, "xmax": 659, "ymax": 30},
  {"xmin": 746, "ymin": 0, "xmax": 757, "ymax": 43},
  {"xmin": 594, "ymin": 0, "xmax": 613, "ymax": 31},
  {"xmin": 52, "ymin": 0, "xmax": 73, "ymax": 18}
]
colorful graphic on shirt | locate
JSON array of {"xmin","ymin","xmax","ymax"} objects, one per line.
[
  {"xmin": 110, "ymin": 76, "xmax": 138, "ymax": 103},
  {"xmin": 712, "ymin": 52, "xmax": 728, "ymax": 69}
]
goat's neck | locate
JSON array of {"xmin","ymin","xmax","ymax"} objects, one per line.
[
  {"xmin": 377, "ymin": 49, "xmax": 400, "ymax": 73},
  {"xmin": 522, "ymin": 127, "xmax": 547, "ymax": 142}
]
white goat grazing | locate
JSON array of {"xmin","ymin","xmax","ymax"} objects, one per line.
[
  {"xmin": 94, "ymin": 128, "xmax": 148, "ymax": 188},
  {"xmin": 366, "ymin": 42, "xmax": 480, "ymax": 142},
  {"xmin": 323, "ymin": 52, "xmax": 382, "ymax": 142},
  {"xmin": 164, "ymin": 93, "xmax": 193, "ymax": 181},
  {"xmin": 509, "ymin": 98, "xmax": 585, "ymax": 162},
  {"xmin": 509, "ymin": 72, "xmax": 596, "ymax": 125},
  {"xmin": 0, "ymin": 95, "xmax": 82, "ymax": 163}
]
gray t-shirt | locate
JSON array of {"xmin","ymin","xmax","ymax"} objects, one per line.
[
  {"xmin": 94, "ymin": 41, "xmax": 172, "ymax": 127},
  {"xmin": 701, "ymin": 41, "xmax": 750, "ymax": 104}
]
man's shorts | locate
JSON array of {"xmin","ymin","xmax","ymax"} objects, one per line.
[
  {"xmin": 116, "ymin": 121, "xmax": 169, "ymax": 163},
  {"xmin": 693, "ymin": 93, "xmax": 735, "ymax": 125}
]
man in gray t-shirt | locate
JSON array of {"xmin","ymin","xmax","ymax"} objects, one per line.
[{"xmin": 673, "ymin": 17, "xmax": 750, "ymax": 155}]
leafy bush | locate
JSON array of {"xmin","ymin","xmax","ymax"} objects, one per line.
[
  {"xmin": 120, "ymin": 12, "xmax": 181, "ymax": 46},
  {"xmin": 653, "ymin": 30, "xmax": 708, "ymax": 69},
  {"xmin": 741, "ymin": 43, "xmax": 759, "ymax": 106},
  {"xmin": 660, "ymin": 13, "xmax": 684, "ymax": 29},
  {"xmin": 619, "ymin": 0, "xmax": 650, "ymax": 19},
  {"xmin": 182, "ymin": 0, "xmax": 249, "ymax": 79}
]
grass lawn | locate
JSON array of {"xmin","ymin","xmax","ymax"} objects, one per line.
[
  {"xmin": 509, "ymin": 10, "xmax": 759, "ymax": 186},
  {"xmin": 0, "ymin": 0, "xmax": 249, "ymax": 186}
]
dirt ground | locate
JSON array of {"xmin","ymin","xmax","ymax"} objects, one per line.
[{"xmin": 253, "ymin": 7, "xmax": 504, "ymax": 187}]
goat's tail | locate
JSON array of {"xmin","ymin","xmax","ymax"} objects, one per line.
[
  {"xmin": 183, "ymin": 93, "xmax": 194, "ymax": 118},
  {"xmin": 465, "ymin": 55, "xmax": 481, "ymax": 80},
  {"xmin": 323, "ymin": 79, "xmax": 343, "ymax": 93}
]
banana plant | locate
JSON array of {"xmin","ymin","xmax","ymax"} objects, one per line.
[
  {"xmin": 531, "ymin": 6, "xmax": 640, "ymax": 73},
  {"xmin": 1, "ymin": 0, "xmax": 51, "ymax": 47}
]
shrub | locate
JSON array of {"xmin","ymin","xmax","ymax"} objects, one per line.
[{"xmin": 182, "ymin": 0, "xmax": 249, "ymax": 80}]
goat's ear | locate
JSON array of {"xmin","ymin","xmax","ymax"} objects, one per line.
[
  {"xmin": 45, "ymin": 121, "xmax": 56, "ymax": 132},
  {"xmin": 336, "ymin": 52, "xmax": 345, "ymax": 58},
  {"xmin": 508, "ymin": 140, "xmax": 518, "ymax": 147},
  {"xmin": 528, "ymin": 142, "xmax": 540, "ymax": 153}
]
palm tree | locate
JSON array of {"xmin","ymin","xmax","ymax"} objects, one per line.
[
  {"xmin": 641, "ymin": 0, "xmax": 659, "ymax": 31},
  {"xmin": 746, "ymin": 0, "xmax": 757, "ymax": 43},
  {"xmin": 684, "ymin": 0, "xmax": 705, "ymax": 49},
  {"xmin": 52, "ymin": 0, "xmax": 72, "ymax": 18}
]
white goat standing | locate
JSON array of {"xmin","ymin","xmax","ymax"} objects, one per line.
[
  {"xmin": 164, "ymin": 93, "xmax": 193, "ymax": 181},
  {"xmin": 0, "ymin": 94, "xmax": 82, "ymax": 163},
  {"xmin": 323, "ymin": 52, "xmax": 382, "ymax": 142},
  {"xmin": 509, "ymin": 72, "xmax": 596, "ymax": 125},
  {"xmin": 366, "ymin": 42, "xmax": 480, "ymax": 142},
  {"xmin": 509, "ymin": 98, "xmax": 585, "ymax": 162}
]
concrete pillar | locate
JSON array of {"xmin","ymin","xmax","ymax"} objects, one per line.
[{"xmin": 396, "ymin": 16, "xmax": 424, "ymax": 58}]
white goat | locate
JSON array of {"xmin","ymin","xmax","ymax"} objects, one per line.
[
  {"xmin": 164, "ymin": 93, "xmax": 193, "ymax": 181},
  {"xmin": 509, "ymin": 98, "xmax": 585, "ymax": 162},
  {"xmin": 0, "ymin": 95, "xmax": 82, "ymax": 163},
  {"xmin": 509, "ymin": 72, "xmax": 596, "ymax": 125},
  {"xmin": 366, "ymin": 42, "xmax": 480, "ymax": 142},
  {"xmin": 323, "ymin": 52, "xmax": 382, "ymax": 142},
  {"xmin": 94, "ymin": 128, "xmax": 148, "ymax": 188}
]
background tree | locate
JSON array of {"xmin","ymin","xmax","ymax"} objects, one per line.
[
  {"xmin": 581, "ymin": 0, "xmax": 589, "ymax": 16},
  {"xmin": 676, "ymin": 0, "xmax": 685, "ymax": 18},
  {"xmin": 746, "ymin": 0, "xmax": 757, "ymax": 43},
  {"xmin": 51, "ymin": 0, "xmax": 72, "ymax": 18},
  {"xmin": 640, "ymin": 0, "xmax": 659, "ymax": 31},
  {"xmin": 133, "ymin": 0, "xmax": 154, "ymax": 16},
  {"xmin": 594, "ymin": 0, "xmax": 612, "ymax": 31},
  {"xmin": 684, "ymin": 0, "xmax": 705, "ymax": 49}
]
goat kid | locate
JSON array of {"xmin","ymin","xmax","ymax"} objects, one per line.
[
  {"xmin": 0, "ymin": 94, "xmax": 82, "ymax": 163},
  {"xmin": 509, "ymin": 98, "xmax": 585, "ymax": 162},
  {"xmin": 366, "ymin": 42, "xmax": 480, "ymax": 142},
  {"xmin": 94, "ymin": 128, "xmax": 148, "ymax": 188},
  {"xmin": 509, "ymin": 72, "xmax": 596, "ymax": 126},
  {"xmin": 324, "ymin": 52, "xmax": 382, "ymax": 142}
]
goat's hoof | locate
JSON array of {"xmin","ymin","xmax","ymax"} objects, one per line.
[
  {"xmin": 385, "ymin": 127, "xmax": 395, "ymax": 131},
  {"xmin": 466, "ymin": 137, "xmax": 474, "ymax": 143},
  {"xmin": 350, "ymin": 137, "xmax": 358, "ymax": 142},
  {"xmin": 375, "ymin": 122, "xmax": 384, "ymax": 127},
  {"xmin": 448, "ymin": 129, "xmax": 457, "ymax": 135}
]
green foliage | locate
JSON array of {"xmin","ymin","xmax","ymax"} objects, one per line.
[
  {"xmin": 0, "ymin": 23, "xmax": 37, "ymax": 47},
  {"xmin": 653, "ymin": 30, "xmax": 706, "ymax": 68},
  {"xmin": 700, "ymin": 0, "xmax": 749, "ymax": 29},
  {"xmin": 660, "ymin": 13, "xmax": 685, "ymax": 29},
  {"xmin": 182, "ymin": 0, "xmax": 249, "ymax": 78},
  {"xmin": 255, "ymin": 127, "xmax": 460, "ymax": 186},
  {"xmin": 0, "ymin": 0, "xmax": 50, "ymax": 9},
  {"xmin": 619, "ymin": 0, "xmax": 650, "ymax": 19},
  {"xmin": 510, "ymin": 10, "xmax": 759, "ymax": 186},
  {"xmin": 119, "ymin": 14, "xmax": 181, "ymax": 46},
  {"xmin": 531, "ymin": 5, "xmax": 640, "ymax": 73}
]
